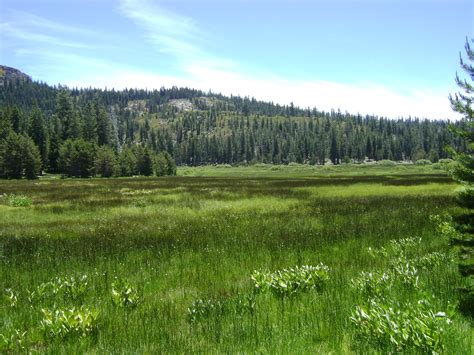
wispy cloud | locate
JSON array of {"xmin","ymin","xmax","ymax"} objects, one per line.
[
  {"xmin": 118, "ymin": 0, "xmax": 235, "ymax": 70},
  {"xmin": 113, "ymin": 0, "xmax": 458, "ymax": 119},
  {"xmin": 2, "ymin": 1, "xmax": 460, "ymax": 120},
  {"xmin": 7, "ymin": 10, "xmax": 97, "ymax": 36},
  {"xmin": 1, "ymin": 22, "xmax": 93, "ymax": 49}
]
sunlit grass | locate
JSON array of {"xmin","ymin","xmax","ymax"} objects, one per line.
[{"xmin": 0, "ymin": 166, "xmax": 472, "ymax": 352}]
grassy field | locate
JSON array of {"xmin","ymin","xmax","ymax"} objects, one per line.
[{"xmin": 0, "ymin": 165, "xmax": 472, "ymax": 352}]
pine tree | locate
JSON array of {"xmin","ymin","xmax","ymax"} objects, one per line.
[
  {"xmin": 119, "ymin": 147, "xmax": 137, "ymax": 176},
  {"xmin": 82, "ymin": 102, "xmax": 98, "ymax": 144},
  {"xmin": 95, "ymin": 146, "xmax": 118, "ymax": 177},
  {"xmin": 55, "ymin": 90, "xmax": 80, "ymax": 140},
  {"xmin": 22, "ymin": 136, "xmax": 42, "ymax": 180},
  {"xmin": 448, "ymin": 38, "xmax": 474, "ymax": 316},
  {"xmin": 0, "ymin": 131, "xmax": 23, "ymax": 178},
  {"xmin": 59, "ymin": 139, "xmax": 96, "ymax": 178},
  {"xmin": 135, "ymin": 145, "xmax": 153, "ymax": 176},
  {"xmin": 29, "ymin": 105, "xmax": 49, "ymax": 172},
  {"xmin": 155, "ymin": 152, "xmax": 168, "ymax": 176},
  {"xmin": 0, "ymin": 132, "xmax": 41, "ymax": 179}
]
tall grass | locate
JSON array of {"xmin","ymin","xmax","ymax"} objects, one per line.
[{"xmin": 0, "ymin": 166, "xmax": 471, "ymax": 352}]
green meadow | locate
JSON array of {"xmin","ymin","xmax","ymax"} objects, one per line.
[{"xmin": 1, "ymin": 165, "xmax": 472, "ymax": 353}]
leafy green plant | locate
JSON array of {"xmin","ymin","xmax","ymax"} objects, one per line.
[
  {"xmin": 415, "ymin": 159, "xmax": 432, "ymax": 165},
  {"xmin": 187, "ymin": 298, "xmax": 226, "ymax": 323},
  {"xmin": 430, "ymin": 214, "xmax": 461, "ymax": 240},
  {"xmin": 351, "ymin": 271, "xmax": 391, "ymax": 300},
  {"xmin": 4, "ymin": 288, "xmax": 18, "ymax": 307},
  {"xmin": 111, "ymin": 279, "xmax": 141, "ymax": 308},
  {"xmin": 368, "ymin": 237, "xmax": 421, "ymax": 260},
  {"xmin": 27, "ymin": 274, "xmax": 89, "ymax": 304},
  {"xmin": 131, "ymin": 197, "xmax": 147, "ymax": 207},
  {"xmin": 392, "ymin": 262, "xmax": 419, "ymax": 288},
  {"xmin": 251, "ymin": 264, "xmax": 330, "ymax": 297},
  {"xmin": 6, "ymin": 193, "xmax": 32, "ymax": 207},
  {"xmin": 351, "ymin": 298, "xmax": 453, "ymax": 352},
  {"xmin": 187, "ymin": 293, "xmax": 256, "ymax": 323},
  {"xmin": 40, "ymin": 307, "xmax": 99, "ymax": 339},
  {"xmin": 61, "ymin": 275, "xmax": 89, "ymax": 301},
  {"xmin": 377, "ymin": 159, "xmax": 396, "ymax": 166},
  {"xmin": 415, "ymin": 252, "xmax": 454, "ymax": 269},
  {"xmin": 0, "ymin": 328, "xmax": 28, "ymax": 352}
]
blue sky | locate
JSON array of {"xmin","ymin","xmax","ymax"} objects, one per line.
[{"xmin": 1, "ymin": 0, "xmax": 473, "ymax": 119}]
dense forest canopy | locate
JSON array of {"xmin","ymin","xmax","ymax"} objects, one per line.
[{"xmin": 0, "ymin": 67, "xmax": 467, "ymax": 178}]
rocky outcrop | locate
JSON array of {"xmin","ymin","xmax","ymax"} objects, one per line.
[{"xmin": 0, "ymin": 65, "xmax": 31, "ymax": 86}]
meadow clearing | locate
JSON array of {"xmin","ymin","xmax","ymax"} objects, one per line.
[{"xmin": 1, "ymin": 164, "xmax": 472, "ymax": 353}]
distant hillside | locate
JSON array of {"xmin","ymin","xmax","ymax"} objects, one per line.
[
  {"xmin": 0, "ymin": 65, "xmax": 31, "ymax": 86},
  {"xmin": 0, "ymin": 67, "xmax": 464, "ymax": 170}
]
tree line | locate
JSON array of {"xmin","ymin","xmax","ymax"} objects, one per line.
[
  {"xmin": 0, "ymin": 76, "xmax": 467, "ymax": 178},
  {"xmin": 0, "ymin": 89, "xmax": 176, "ymax": 179}
]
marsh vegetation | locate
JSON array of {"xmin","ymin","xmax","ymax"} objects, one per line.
[{"xmin": 0, "ymin": 165, "xmax": 472, "ymax": 352}]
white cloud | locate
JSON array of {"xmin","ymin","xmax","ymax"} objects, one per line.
[
  {"xmin": 4, "ymin": 2, "xmax": 461, "ymax": 120},
  {"xmin": 7, "ymin": 10, "xmax": 97, "ymax": 36},
  {"xmin": 61, "ymin": 63, "xmax": 460, "ymax": 120},
  {"xmin": 1, "ymin": 22, "xmax": 93, "ymax": 49},
  {"xmin": 118, "ymin": 0, "xmax": 235, "ymax": 70}
]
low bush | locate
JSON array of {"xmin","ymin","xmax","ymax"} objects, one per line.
[
  {"xmin": 41, "ymin": 307, "xmax": 99, "ymax": 339},
  {"xmin": 111, "ymin": 279, "xmax": 141, "ymax": 308},
  {"xmin": 351, "ymin": 298, "xmax": 453, "ymax": 352},
  {"xmin": 251, "ymin": 264, "xmax": 330, "ymax": 297},
  {"xmin": 377, "ymin": 160, "xmax": 396, "ymax": 166},
  {"xmin": 6, "ymin": 194, "xmax": 32, "ymax": 207},
  {"xmin": 415, "ymin": 159, "xmax": 432, "ymax": 165},
  {"xmin": 187, "ymin": 293, "xmax": 256, "ymax": 323}
]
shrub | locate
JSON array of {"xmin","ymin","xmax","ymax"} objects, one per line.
[
  {"xmin": 111, "ymin": 279, "xmax": 141, "ymax": 308},
  {"xmin": 0, "ymin": 328, "xmax": 28, "ymax": 352},
  {"xmin": 351, "ymin": 298, "xmax": 452, "ymax": 352},
  {"xmin": 187, "ymin": 298, "xmax": 226, "ymax": 323},
  {"xmin": 4, "ymin": 288, "xmax": 18, "ymax": 307},
  {"xmin": 7, "ymin": 194, "xmax": 32, "ymax": 207},
  {"xmin": 187, "ymin": 293, "xmax": 256, "ymax": 323},
  {"xmin": 377, "ymin": 159, "xmax": 396, "ymax": 166},
  {"xmin": 41, "ymin": 307, "xmax": 99, "ymax": 339},
  {"xmin": 367, "ymin": 237, "xmax": 421, "ymax": 260},
  {"xmin": 27, "ymin": 274, "xmax": 89, "ymax": 304},
  {"xmin": 351, "ymin": 271, "xmax": 391, "ymax": 300},
  {"xmin": 251, "ymin": 264, "xmax": 330, "ymax": 297},
  {"xmin": 415, "ymin": 159, "xmax": 432, "ymax": 165}
]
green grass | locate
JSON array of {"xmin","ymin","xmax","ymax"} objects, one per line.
[{"xmin": 0, "ymin": 165, "xmax": 472, "ymax": 352}]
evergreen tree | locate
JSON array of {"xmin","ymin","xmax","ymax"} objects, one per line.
[
  {"xmin": 22, "ymin": 136, "xmax": 42, "ymax": 179},
  {"xmin": 58, "ymin": 139, "xmax": 96, "ymax": 178},
  {"xmin": 330, "ymin": 128, "xmax": 340, "ymax": 164},
  {"xmin": 95, "ymin": 146, "xmax": 118, "ymax": 177},
  {"xmin": 0, "ymin": 131, "xmax": 23, "ymax": 178},
  {"xmin": 0, "ymin": 107, "xmax": 13, "ymax": 140},
  {"xmin": 135, "ymin": 145, "xmax": 153, "ymax": 176},
  {"xmin": 48, "ymin": 117, "xmax": 61, "ymax": 173},
  {"xmin": 155, "ymin": 152, "xmax": 168, "ymax": 176},
  {"xmin": 448, "ymin": 38, "xmax": 474, "ymax": 316},
  {"xmin": 119, "ymin": 147, "xmax": 137, "ymax": 176},
  {"xmin": 82, "ymin": 102, "xmax": 98, "ymax": 144},
  {"xmin": 29, "ymin": 105, "xmax": 49, "ymax": 172},
  {"xmin": 0, "ymin": 132, "xmax": 41, "ymax": 179},
  {"xmin": 55, "ymin": 90, "xmax": 80, "ymax": 140},
  {"xmin": 163, "ymin": 151, "xmax": 177, "ymax": 175},
  {"xmin": 96, "ymin": 102, "xmax": 113, "ymax": 146}
]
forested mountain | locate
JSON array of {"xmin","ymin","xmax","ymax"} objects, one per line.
[{"xmin": 0, "ymin": 68, "xmax": 467, "ymax": 178}]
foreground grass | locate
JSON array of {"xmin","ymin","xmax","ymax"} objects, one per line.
[{"xmin": 0, "ymin": 166, "xmax": 472, "ymax": 352}]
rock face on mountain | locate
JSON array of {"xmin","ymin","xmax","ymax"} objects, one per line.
[{"xmin": 0, "ymin": 65, "xmax": 31, "ymax": 86}]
